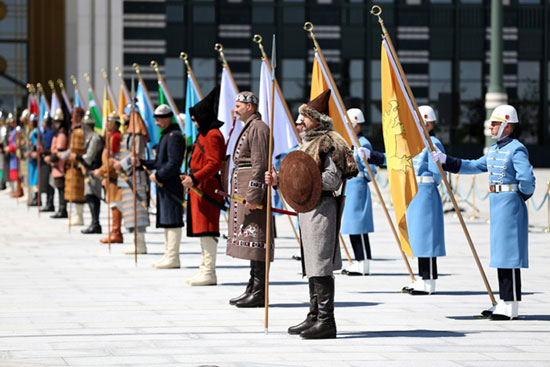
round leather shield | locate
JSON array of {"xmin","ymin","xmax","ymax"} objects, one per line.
[{"xmin": 279, "ymin": 150, "xmax": 322, "ymax": 213}]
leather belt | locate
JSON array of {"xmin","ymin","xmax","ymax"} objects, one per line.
[
  {"xmin": 489, "ymin": 184, "xmax": 518, "ymax": 193},
  {"xmin": 417, "ymin": 176, "xmax": 435, "ymax": 184}
]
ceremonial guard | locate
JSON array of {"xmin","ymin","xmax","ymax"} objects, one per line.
[
  {"xmin": 137, "ymin": 104, "xmax": 184, "ymax": 269},
  {"xmin": 45, "ymin": 109, "xmax": 69, "ymax": 218},
  {"xmin": 113, "ymin": 107, "xmax": 151, "ymax": 254},
  {"xmin": 78, "ymin": 111, "xmax": 103, "ymax": 234},
  {"xmin": 39, "ymin": 115, "xmax": 56, "ymax": 212},
  {"xmin": 226, "ymin": 91, "xmax": 271, "ymax": 308},
  {"xmin": 403, "ymin": 105, "xmax": 446, "ymax": 295},
  {"xmin": 27, "ymin": 113, "xmax": 39, "ymax": 205},
  {"xmin": 269, "ymin": 90, "xmax": 358, "ymax": 339},
  {"xmin": 431, "ymin": 104, "xmax": 535, "ymax": 320},
  {"xmin": 64, "ymin": 107, "xmax": 87, "ymax": 226},
  {"xmin": 182, "ymin": 87, "xmax": 225, "ymax": 286},
  {"xmin": 340, "ymin": 108, "xmax": 377, "ymax": 276},
  {"xmin": 7, "ymin": 112, "xmax": 23, "ymax": 198},
  {"xmin": 93, "ymin": 114, "xmax": 122, "ymax": 243},
  {"xmin": 0, "ymin": 111, "xmax": 7, "ymax": 191}
]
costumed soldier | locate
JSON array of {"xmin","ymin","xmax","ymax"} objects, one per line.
[
  {"xmin": 340, "ymin": 108, "xmax": 378, "ymax": 276},
  {"xmin": 0, "ymin": 111, "xmax": 7, "ymax": 191},
  {"xmin": 7, "ymin": 112, "xmax": 24, "ymax": 198},
  {"xmin": 27, "ymin": 113, "xmax": 39, "ymax": 205},
  {"xmin": 93, "ymin": 113, "xmax": 123, "ymax": 243},
  {"xmin": 226, "ymin": 91, "xmax": 271, "ymax": 308},
  {"xmin": 135, "ymin": 104, "xmax": 184, "ymax": 268},
  {"xmin": 430, "ymin": 104, "xmax": 535, "ymax": 320},
  {"xmin": 401, "ymin": 105, "xmax": 447, "ymax": 295},
  {"xmin": 78, "ymin": 111, "xmax": 103, "ymax": 234},
  {"xmin": 63, "ymin": 107, "xmax": 87, "ymax": 226},
  {"xmin": 267, "ymin": 90, "xmax": 358, "ymax": 339},
  {"xmin": 112, "ymin": 106, "xmax": 151, "ymax": 254},
  {"xmin": 45, "ymin": 109, "xmax": 69, "ymax": 218},
  {"xmin": 39, "ymin": 115, "xmax": 56, "ymax": 212},
  {"xmin": 181, "ymin": 86, "xmax": 225, "ymax": 286}
]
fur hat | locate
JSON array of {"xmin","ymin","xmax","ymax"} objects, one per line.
[{"xmin": 298, "ymin": 89, "xmax": 333, "ymax": 130}]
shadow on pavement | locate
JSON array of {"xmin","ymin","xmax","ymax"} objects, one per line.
[
  {"xmin": 270, "ymin": 301, "xmax": 379, "ymax": 308},
  {"xmin": 221, "ymin": 281, "xmax": 307, "ymax": 287},
  {"xmin": 338, "ymin": 329, "xmax": 467, "ymax": 339}
]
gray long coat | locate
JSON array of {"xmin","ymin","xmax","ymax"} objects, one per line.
[
  {"xmin": 81, "ymin": 129, "xmax": 103, "ymax": 198},
  {"xmin": 226, "ymin": 113, "xmax": 274, "ymax": 262},
  {"xmin": 298, "ymin": 154, "xmax": 343, "ymax": 277}
]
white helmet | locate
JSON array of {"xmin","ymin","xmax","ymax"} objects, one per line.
[
  {"xmin": 418, "ymin": 105, "xmax": 436, "ymax": 125},
  {"xmin": 347, "ymin": 108, "xmax": 365, "ymax": 127},
  {"xmin": 490, "ymin": 105, "xmax": 518, "ymax": 140}
]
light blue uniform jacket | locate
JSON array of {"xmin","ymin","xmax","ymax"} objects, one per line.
[
  {"xmin": 406, "ymin": 136, "xmax": 446, "ymax": 258},
  {"xmin": 456, "ymin": 138, "xmax": 535, "ymax": 268},
  {"xmin": 341, "ymin": 135, "xmax": 377, "ymax": 235}
]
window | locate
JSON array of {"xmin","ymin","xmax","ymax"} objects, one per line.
[
  {"xmin": 164, "ymin": 58, "xmax": 185, "ymax": 99},
  {"xmin": 252, "ymin": 6, "xmax": 274, "ymax": 23},
  {"xmin": 192, "ymin": 58, "xmax": 216, "ymax": 94},
  {"xmin": 251, "ymin": 59, "xmax": 262, "ymax": 97},
  {"xmin": 166, "ymin": 4, "xmax": 184, "ymax": 23},
  {"xmin": 429, "ymin": 61, "xmax": 452, "ymax": 101},
  {"xmin": 283, "ymin": 7, "xmax": 305, "ymax": 23},
  {"xmin": 370, "ymin": 60, "xmax": 382, "ymax": 124},
  {"xmin": 282, "ymin": 59, "xmax": 305, "ymax": 100},
  {"xmin": 349, "ymin": 60, "xmax": 364, "ymax": 99},
  {"xmin": 193, "ymin": 6, "xmax": 215, "ymax": 23}
]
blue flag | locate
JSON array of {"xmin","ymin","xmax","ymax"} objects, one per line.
[
  {"xmin": 184, "ymin": 77, "xmax": 201, "ymax": 146},
  {"xmin": 136, "ymin": 82, "xmax": 159, "ymax": 147},
  {"xmin": 39, "ymin": 95, "xmax": 49, "ymax": 133},
  {"xmin": 74, "ymin": 89, "xmax": 83, "ymax": 108}
]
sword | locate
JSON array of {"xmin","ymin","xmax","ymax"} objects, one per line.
[
  {"xmin": 142, "ymin": 166, "xmax": 185, "ymax": 207},
  {"xmin": 214, "ymin": 189, "xmax": 297, "ymax": 216}
]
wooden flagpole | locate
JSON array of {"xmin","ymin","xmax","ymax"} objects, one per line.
[
  {"xmin": 70, "ymin": 75, "xmax": 88, "ymax": 109},
  {"xmin": 180, "ymin": 52, "xmax": 204, "ymax": 99},
  {"xmin": 101, "ymin": 69, "xmax": 119, "ymax": 113},
  {"xmin": 150, "ymin": 60, "xmax": 185, "ymax": 134},
  {"xmin": 131, "ymin": 75, "xmax": 138, "ymax": 265},
  {"xmin": 83, "ymin": 73, "xmax": 102, "ymax": 116},
  {"xmin": 371, "ymin": 5, "xmax": 496, "ymax": 305},
  {"xmin": 304, "ymin": 22, "xmax": 415, "ymax": 280}
]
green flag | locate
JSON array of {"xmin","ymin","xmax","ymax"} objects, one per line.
[
  {"xmin": 88, "ymin": 89, "xmax": 102, "ymax": 133},
  {"xmin": 158, "ymin": 84, "xmax": 178, "ymax": 126}
]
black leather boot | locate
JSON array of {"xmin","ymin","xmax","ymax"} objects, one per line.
[
  {"xmin": 288, "ymin": 278, "xmax": 318, "ymax": 335},
  {"xmin": 300, "ymin": 276, "xmax": 336, "ymax": 339},
  {"xmin": 82, "ymin": 195, "xmax": 102, "ymax": 234},
  {"xmin": 51, "ymin": 187, "xmax": 68, "ymax": 218},
  {"xmin": 235, "ymin": 260, "xmax": 266, "ymax": 308},
  {"xmin": 229, "ymin": 260, "xmax": 255, "ymax": 305},
  {"xmin": 29, "ymin": 193, "xmax": 38, "ymax": 206},
  {"xmin": 41, "ymin": 191, "xmax": 55, "ymax": 212}
]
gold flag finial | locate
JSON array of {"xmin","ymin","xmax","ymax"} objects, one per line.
[
  {"xmin": 252, "ymin": 34, "xmax": 268, "ymax": 60},
  {"xmin": 48, "ymin": 80, "xmax": 55, "ymax": 90},
  {"xmin": 132, "ymin": 63, "xmax": 141, "ymax": 76},
  {"xmin": 179, "ymin": 52, "xmax": 194, "ymax": 74},
  {"xmin": 370, "ymin": 5, "xmax": 387, "ymax": 35},
  {"xmin": 37, "ymin": 82, "xmax": 44, "ymax": 94},
  {"xmin": 303, "ymin": 22, "xmax": 320, "ymax": 51},
  {"xmin": 84, "ymin": 73, "xmax": 91, "ymax": 83},
  {"xmin": 150, "ymin": 60, "xmax": 162, "ymax": 79},
  {"xmin": 70, "ymin": 75, "xmax": 77, "ymax": 86},
  {"xmin": 100, "ymin": 68, "xmax": 108, "ymax": 80},
  {"xmin": 214, "ymin": 43, "xmax": 228, "ymax": 66},
  {"xmin": 57, "ymin": 79, "xmax": 65, "ymax": 90}
]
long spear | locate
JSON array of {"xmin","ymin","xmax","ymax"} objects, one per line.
[
  {"xmin": 264, "ymin": 34, "xmax": 276, "ymax": 333},
  {"xmin": 304, "ymin": 21, "xmax": 415, "ymax": 280},
  {"xmin": 371, "ymin": 6, "xmax": 496, "ymax": 305},
  {"xmin": 252, "ymin": 34, "xmax": 303, "ymax": 252},
  {"xmin": 131, "ymin": 75, "xmax": 138, "ymax": 265},
  {"xmin": 150, "ymin": 60, "xmax": 185, "ymax": 134}
]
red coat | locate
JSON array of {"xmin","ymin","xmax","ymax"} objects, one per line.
[{"xmin": 187, "ymin": 128, "xmax": 225, "ymax": 237}]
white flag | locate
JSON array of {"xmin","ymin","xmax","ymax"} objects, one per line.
[
  {"xmin": 50, "ymin": 92, "xmax": 61, "ymax": 118},
  {"xmin": 258, "ymin": 60, "xmax": 299, "ymax": 161},
  {"xmin": 217, "ymin": 67, "xmax": 242, "ymax": 156}
]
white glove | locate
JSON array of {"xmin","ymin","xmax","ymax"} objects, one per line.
[
  {"xmin": 429, "ymin": 147, "xmax": 447, "ymax": 164},
  {"xmin": 355, "ymin": 147, "xmax": 371, "ymax": 160}
]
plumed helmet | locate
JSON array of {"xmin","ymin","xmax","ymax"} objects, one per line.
[
  {"xmin": 53, "ymin": 108, "xmax": 64, "ymax": 121},
  {"xmin": 82, "ymin": 110, "xmax": 95, "ymax": 125},
  {"xmin": 490, "ymin": 105, "xmax": 519, "ymax": 124},
  {"xmin": 21, "ymin": 108, "xmax": 31, "ymax": 120},
  {"xmin": 154, "ymin": 104, "xmax": 172, "ymax": 118},
  {"xmin": 347, "ymin": 108, "xmax": 365, "ymax": 127},
  {"xmin": 418, "ymin": 105, "xmax": 437, "ymax": 124}
]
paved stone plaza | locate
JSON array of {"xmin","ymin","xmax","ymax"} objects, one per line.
[{"xmin": 1, "ymin": 170, "xmax": 549, "ymax": 367}]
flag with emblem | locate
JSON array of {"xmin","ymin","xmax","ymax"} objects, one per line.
[
  {"xmin": 380, "ymin": 39, "xmax": 427, "ymax": 257},
  {"xmin": 88, "ymin": 89, "xmax": 102, "ymax": 133}
]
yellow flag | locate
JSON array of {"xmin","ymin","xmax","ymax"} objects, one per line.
[
  {"xmin": 310, "ymin": 55, "xmax": 353, "ymax": 145},
  {"xmin": 380, "ymin": 40, "xmax": 425, "ymax": 257},
  {"xmin": 118, "ymin": 85, "xmax": 129, "ymax": 118},
  {"xmin": 101, "ymin": 87, "xmax": 114, "ymax": 136}
]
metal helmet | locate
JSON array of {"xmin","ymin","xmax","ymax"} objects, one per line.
[
  {"xmin": 82, "ymin": 110, "xmax": 95, "ymax": 125},
  {"xmin": 53, "ymin": 108, "xmax": 64, "ymax": 121},
  {"xmin": 490, "ymin": 105, "xmax": 518, "ymax": 140},
  {"xmin": 43, "ymin": 111, "xmax": 50, "ymax": 121},
  {"xmin": 347, "ymin": 108, "xmax": 365, "ymax": 127},
  {"xmin": 29, "ymin": 113, "xmax": 38, "ymax": 121},
  {"xmin": 108, "ymin": 112, "xmax": 120, "ymax": 122},
  {"xmin": 21, "ymin": 108, "xmax": 31, "ymax": 120},
  {"xmin": 6, "ymin": 112, "xmax": 14, "ymax": 123},
  {"xmin": 418, "ymin": 105, "xmax": 437, "ymax": 124}
]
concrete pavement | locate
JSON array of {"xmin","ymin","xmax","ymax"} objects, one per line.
[{"xmin": 0, "ymin": 172, "xmax": 549, "ymax": 367}]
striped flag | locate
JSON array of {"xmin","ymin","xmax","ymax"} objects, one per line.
[{"xmin": 88, "ymin": 89, "xmax": 102, "ymax": 134}]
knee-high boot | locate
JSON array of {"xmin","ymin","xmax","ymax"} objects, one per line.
[
  {"xmin": 300, "ymin": 276, "xmax": 336, "ymax": 339},
  {"xmin": 235, "ymin": 260, "xmax": 266, "ymax": 308},
  {"xmin": 51, "ymin": 187, "xmax": 67, "ymax": 218},
  {"xmin": 187, "ymin": 237, "xmax": 218, "ymax": 286},
  {"xmin": 229, "ymin": 261, "xmax": 255, "ymax": 305},
  {"xmin": 154, "ymin": 228, "xmax": 181, "ymax": 269},
  {"xmin": 100, "ymin": 207, "xmax": 124, "ymax": 243},
  {"xmin": 82, "ymin": 195, "xmax": 102, "ymax": 234},
  {"xmin": 288, "ymin": 278, "xmax": 318, "ymax": 334}
]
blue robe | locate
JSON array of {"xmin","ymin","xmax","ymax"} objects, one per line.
[
  {"xmin": 406, "ymin": 136, "xmax": 446, "ymax": 258},
  {"xmin": 341, "ymin": 135, "xmax": 377, "ymax": 235},
  {"xmin": 28, "ymin": 128, "xmax": 38, "ymax": 187},
  {"xmin": 445, "ymin": 136, "xmax": 535, "ymax": 268}
]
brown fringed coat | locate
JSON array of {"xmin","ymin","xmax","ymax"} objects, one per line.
[{"xmin": 226, "ymin": 112, "xmax": 274, "ymax": 262}]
